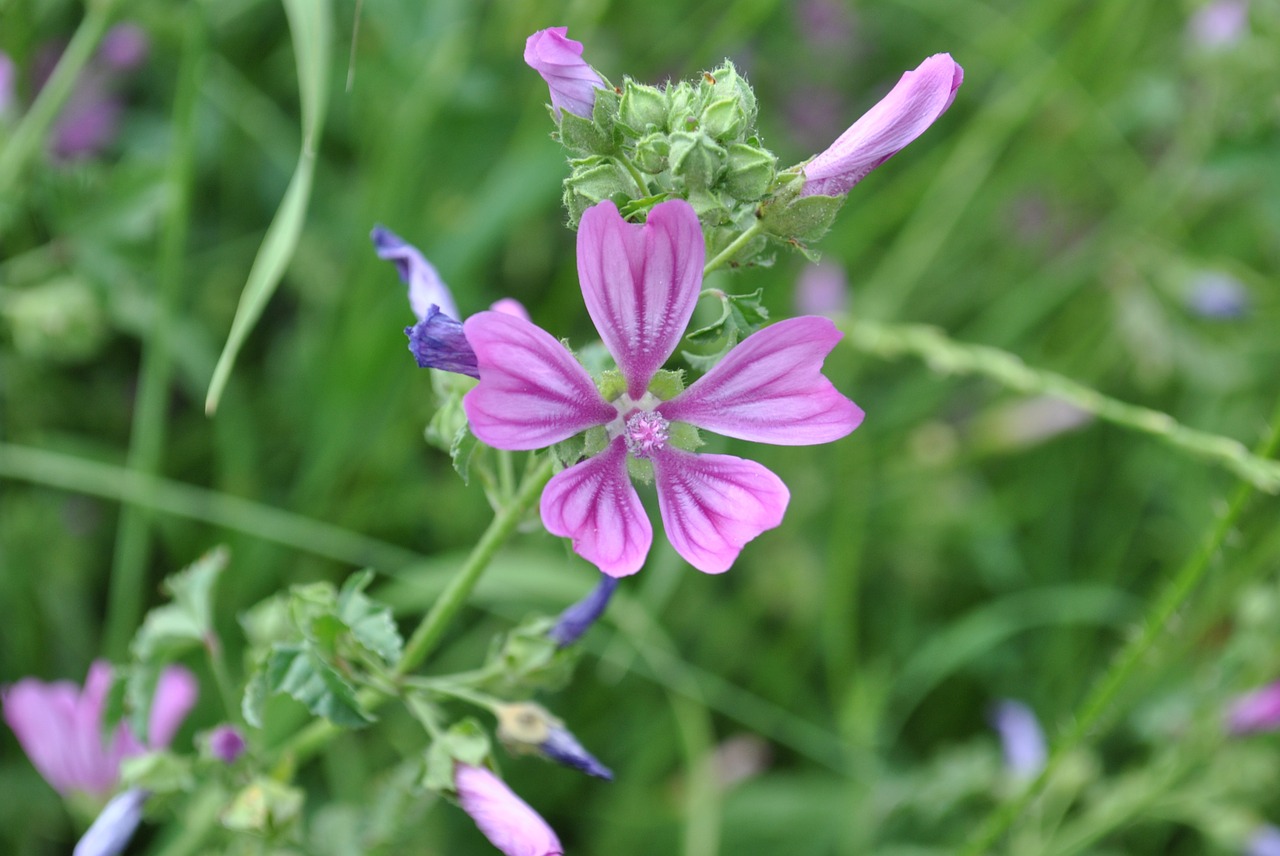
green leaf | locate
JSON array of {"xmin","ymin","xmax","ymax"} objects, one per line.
[
  {"xmin": 222, "ymin": 777, "xmax": 305, "ymax": 836},
  {"xmin": 132, "ymin": 546, "xmax": 228, "ymax": 661},
  {"xmin": 336, "ymin": 571, "xmax": 403, "ymax": 666},
  {"xmin": 683, "ymin": 289, "xmax": 770, "ymax": 370},
  {"xmin": 476, "ymin": 618, "xmax": 580, "ymax": 697},
  {"xmin": 205, "ymin": 0, "xmax": 332, "ymax": 414},
  {"xmin": 120, "ymin": 750, "xmax": 195, "ymax": 794},
  {"xmin": 265, "ymin": 644, "xmax": 374, "ymax": 728},
  {"xmin": 449, "ymin": 424, "xmax": 480, "ymax": 485}
]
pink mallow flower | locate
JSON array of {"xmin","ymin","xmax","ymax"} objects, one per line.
[
  {"xmin": 456, "ymin": 763, "xmax": 563, "ymax": 856},
  {"xmin": 800, "ymin": 53, "xmax": 963, "ymax": 197},
  {"xmin": 462, "ymin": 199, "xmax": 863, "ymax": 576},
  {"xmin": 524, "ymin": 27, "xmax": 605, "ymax": 119},
  {"xmin": 2, "ymin": 661, "xmax": 197, "ymax": 798},
  {"xmin": 1226, "ymin": 681, "xmax": 1280, "ymax": 734}
]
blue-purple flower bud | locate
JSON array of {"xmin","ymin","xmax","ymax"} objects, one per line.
[
  {"xmin": 548, "ymin": 574, "xmax": 619, "ymax": 647},
  {"xmin": 208, "ymin": 724, "xmax": 246, "ymax": 764},
  {"xmin": 73, "ymin": 788, "xmax": 147, "ymax": 856},
  {"xmin": 496, "ymin": 702, "xmax": 613, "ymax": 781},
  {"xmin": 406, "ymin": 307, "xmax": 480, "ymax": 378}
]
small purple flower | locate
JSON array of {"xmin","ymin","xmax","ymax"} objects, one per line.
[
  {"xmin": 1188, "ymin": 0, "xmax": 1249, "ymax": 50},
  {"xmin": 1247, "ymin": 825, "xmax": 1280, "ymax": 856},
  {"xmin": 371, "ymin": 225, "xmax": 461, "ymax": 321},
  {"xmin": 462, "ymin": 199, "xmax": 863, "ymax": 576},
  {"xmin": 73, "ymin": 787, "xmax": 147, "ymax": 856},
  {"xmin": 800, "ymin": 53, "xmax": 964, "ymax": 197},
  {"xmin": 98, "ymin": 24, "xmax": 149, "ymax": 71},
  {"xmin": 455, "ymin": 763, "xmax": 564, "ymax": 856},
  {"xmin": 524, "ymin": 27, "xmax": 606, "ymax": 120},
  {"xmin": 990, "ymin": 700, "xmax": 1047, "ymax": 779},
  {"xmin": 794, "ymin": 261, "xmax": 850, "ymax": 317},
  {"xmin": 548, "ymin": 574, "xmax": 619, "ymax": 647},
  {"xmin": 208, "ymin": 724, "xmax": 247, "ymax": 764},
  {"xmin": 1226, "ymin": 681, "xmax": 1280, "ymax": 734},
  {"xmin": 1187, "ymin": 271, "xmax": 1249, "ymax": 319},
  {"xmin": 2, "ymin": 661, "xmax": 197, "ymax": 798}
]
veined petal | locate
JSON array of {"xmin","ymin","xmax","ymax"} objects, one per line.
[
  {"xmin": 652, "ymin": 449, "xmax": 789, "ymax": 574},
  {"xmin": 463, "ymin": 311, "xmax": 615, "ymax": 450},
  {"xmin": 660, "ymin": 316, "xmax": 863, "ymax": 444},
  {"xmin": 540, "ymin": 438, "xmax": 652, "ymax": 577},
  {"xmin": 371, "ymin": 225, "xmax": 461, "ymax": 321},
  {"xmin": 456, "ymin": 764, "xmax": 564, "ymax": 856},
  {"xmin": 577, "ymin": 200, "xmax": 705, "ymax": 398},
  {"xmin": 524, "ymin": 27, "xmax": 605, "ymax": 120},
  {"xmin": 800, "ymin": 53, "xmax": 963, "ymax": 197}
]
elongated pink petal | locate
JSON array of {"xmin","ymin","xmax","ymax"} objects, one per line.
[
  {"xmin": 524, "ymin": 27, "xmax": 605, "ymax": 120},
  {"xmin": 660, "ymin": 316, "xmax": 863, "ymax": 444},
  {"xmin": 3, "ymin": 679, "xmax": 83, "ymax": 793},
  {"xmin": 577, "ymin": 200, "xmax": 705, "ymax": 399},
  {"xmin": 456, "ymin": 764, "xmax": 564, "ymax": 856},
  {"xmin": 800, "ymin": 53, "xmax": 963, "ymax": 197},
  {"xmin": 540, "ymin": 438, "xmax": 652, "ymax": 577},
  {"xmin": 147, "ymin": 666, "xmax": 198, "ymax": 749},
  {"xmin": 652, "ymin": 450, "xmax": 789, "ymax": 574},
  {"xmin": 463, "ymin": 311, "xmax": 615, "ymax": 450}
]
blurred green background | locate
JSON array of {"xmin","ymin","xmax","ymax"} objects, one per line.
[{"xmin": 2, "ymin": 0, "xmax": 1279, "ymax": 853}]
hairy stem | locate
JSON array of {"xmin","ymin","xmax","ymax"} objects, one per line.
[{"xmin": 703, "ymin": 220, "xmax": 765, "ymax": 276}]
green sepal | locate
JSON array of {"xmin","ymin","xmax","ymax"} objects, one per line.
[
  {"xmin": 422, "ymin": 718, "xmax": 493, "ymax": 794},
  {"xmin": 627, "ymin": 455, "xmax": 655, "ymax": 484},
  {"xmin": 634, "ymin": 132, "xmax": 671, "ymax": 174},
  {"xmin": 552, "ymin": 433, "xmax": 585, "ymax": 469},
  {"xmin": 619, "ymin": 78, "xmax": 667, "ymax": 135},
  {"xmin": 760, "ymin": 191, "xmax": 845, "ymax": 243},
  {"xmin": 475, "ymin": 617, "xmax": 581, "ymax": 698},
  {"xmin": 558, "ymin": 108, "xmax": 616, "ymax": 157},
  {"xmin": 703, "ymin": 61, "xmax": 757, "ymax": 135},
  {"xmin": 648, "ymin": 368, "xmax": 686, "ymax": 400},
  {"xmin": 583, "ymin": 426, "xmax": 609, "ymax": 457},
  {"xmin": 668, "ymin": 421, "xmax": 704, "ymax": 451},
  {"xmin": 665, "ymin": 80, "xmax": 698, "ymax": 131},
  {"xmin": 669, "ymin": 130, "xmax": 726, "ymax": 191},
  {"xmin": 724, "ymin": 143, "xmax": 777, "ymax": 201},
  {"xmin": 563, "ymin": 157, "xmax": 633, "ymax": 224},
  {"xmin": 597, "ymin": 369, "xmax": 626, "ymax": 402},
  {"xmin": 449, "ymin": 424, "xmax": 480, "ymax": 485},
  {"xmin": 120, "ymin": 750, "xmax": 195, "ymax": 795},
  {"xmin": 222, "ymin": 777, "xmax": 305, "ymax": 837}
]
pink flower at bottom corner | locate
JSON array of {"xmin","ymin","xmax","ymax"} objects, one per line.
[
  {"xmin": 456, "ymin": 764, "xmax": 564, "ymax": 856},
  {"xmin": 461, "ymin": 198, "xmax": 864, "ymax": 577},
  {"xmin": 2, "ymin": 660, "xmax": 197, "ymax": 798}
]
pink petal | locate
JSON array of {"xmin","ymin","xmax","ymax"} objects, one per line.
[
  {"xmin": 540, "ymin": 438, "xmax": 652, "ymax": 577},
  {"xmin": 3, "ymin": 679, "xmax": 82, "ymax": 793},
  {"xmin": 652, "ymin": 450, "xmax": 790, "ymax": 574},
  {"xmin": 147, "ymin": 666, "xmax": 198, "ymax": 749},
  {"xmin": 800, "ymin": 53, "xmax": 963, "ymax": 197},
  {"xmin": 660, "ymin": 316, "xmax": 864, "ymax": 444},
  {"xmin": 523, "ymin": 27, "xmax": 605, "ymax": 120},
  {"xmin": 456, "ymin": 764, "xmax": 564, "ymax": 856},
  {"xmin": 490, "ymin": 298, "xmax": 531, "ymax": 321},
  {"xmin": 577, "ymin": 200, "xmax": 705, "ymax": 399},
  {"xmin": 463, "ymin": 311, "xmax": 615, "ymax": 450}
]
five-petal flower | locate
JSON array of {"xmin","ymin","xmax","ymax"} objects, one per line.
[{"xmin": 462, "ymin": 199, "xmax": 863, "ymax": 577}]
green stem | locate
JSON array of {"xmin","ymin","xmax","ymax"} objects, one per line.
[
  {"xmin": 0, "ymin": 0, "xmax": 119, "ymax": 196},
  {"xmin": 840, "ymin": 316, "xmax": 1280, "ymax": 493},
  {"xmin": 615, "ymin": 155, "xmax": 651, "ymax": 198},
  {"xmin": 395, "ymin": 456, "xmax": 556, "ymax": 677},
  {"xmin": 703, "ymin": 220, "xmax": 764, "ymax": 276},
  {"xmin": 105, "ymin": 3, "xmax": 206, "ymax": 658},
  {"xmin": 205, "ymin": 634, "xmax": 241, "ymax": 724},
  {"xmin": 958, "ymin": 397, "xmax": 1280, "ymax": 856}
]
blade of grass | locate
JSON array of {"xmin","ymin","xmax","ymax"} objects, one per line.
[{"xmin": 204, "ymin": 0, "xmax": 332, "ymax": 414}]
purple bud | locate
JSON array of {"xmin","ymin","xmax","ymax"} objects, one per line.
[
  {"xmin": 208, "ymin": 724, "xmax": 246, "ymax": 764},
  {"xmin": 800, "ymin": 54, "xmax": 963, "ymax": 197},
  {"xmin": 548, "ymin": 574, "xmax": 619, "ymax": 647},
  {"xmin": 524, "ymin": 27, "xmax": 606, "ymax": 120},
  {"xmin": 406, "ymin": 307, "xmax": 480, "ymax": 377},
  {"xmin": 73, "ymin": 788, "xmax": 147, "ymax": 856},
  {"xmin": 990, "ymin": 699, "xmax": 1047, "ymax": 779},
  {"xmin": 371, "ymin": 225, "xmax": 461, "ymax": 321},
  {"xmin": 794, "ymin": 261, "xmax": 850, "ymax": 317},
  {"xmin": 1226, "ymin": 681, "xmax": 1280, "ymax": 734},
  {"xmin": 540, "ymin": 724, "xmax": 613, "ymax": 780},
  {"xmin": 99, "ymin": 24, "xmax": 149, "ymax": 71}
]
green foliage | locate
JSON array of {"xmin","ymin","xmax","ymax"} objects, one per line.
[
  {"xmin": 421, "ymin": 719, "xmax": 492, "ymax": 794},
  {"xmin": 682, "ymin": 288, "xmax": 769, "ymax": 371}
]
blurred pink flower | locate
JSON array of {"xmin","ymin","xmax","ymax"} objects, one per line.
[
  {"xmin": 800, "ymin": 54, "xmax": 963, "ymax": 197},
  {"xmin": 524, "ymin": 27, "xmax": 605, "ymax": 119},
  {"xmin": 794, "ymin": 261, "xmax": 850, "ymax": 317},
  {"xmin": 1188, "ymin": 0, "xmax": 1249, "ymax": 49},
  {"xmin": 463, "ymin": 199, "xmax": 863, "ymax": 576},
  {"xmin": 456, "ymin": 764, "xmax": 563, "ymax": 856},
  {"xmin": 1226, "ymin": 681, "xmax": 1280, "ymax": 734},
  {"xmin": 2, "ymin": 661, "xmax": 197, "ymax": 798}
]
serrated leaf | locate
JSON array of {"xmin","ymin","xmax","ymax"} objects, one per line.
[
  {"xmin": 337, "ymin": 571, "xmax": 403, "ymax": 666},
  {"xmin": 422, "ymin": 718, "xmax": 493, "ymax": 793},
  {"xmin": 266, "ymin": 644, "xmax": 373, "ymax": 728},
  {"xmin": 242, "ymin": 667, "xmax": 269, "ymax": 729},
  {"xmin": 682, "ymin": 340, "xmax": 735, "ymax": 373},
  {"xmin": 686, "ymin": 288, "xmax": 768, "ymax": 346},
  {"xmin": 131, "ymin": 547, "xmax": 228, "ymax": 662},
  {"xmin": 450, "ymin": 423, "xmax": 480, "ymax": 485}
]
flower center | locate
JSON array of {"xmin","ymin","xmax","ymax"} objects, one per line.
[{"xmin": 624, "ymin": 411, "xmax": 670, "ymax": 459}]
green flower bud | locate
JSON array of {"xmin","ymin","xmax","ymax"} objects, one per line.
[
  {"xmin": 2, "ymin": 277, "xmax": 107, "ymax": 362},
  {"xmin": 723, "ymin": 143, "xmax": 777, "ymax": 201},
  {"xmin": 666, "ymin": 80, "xmax": 699, "ymax": 132},
  {"xmin": 558, "ymin": 108, "xmax": 616, "ymax": 156},
  {"xmin": 618, "ymin": 79, "xmax": 667, "ymax": 135},
  {"xmin": 633, "ymin": 132, "xmax": 670, "ymax": 174},
  {"xmin": 700, "ymin": 97, "xmax": 744, "ymax": 142},
  {"xmin": 669, "ymin": 130, "xmax": 726, "ymax": 191},
  {"xmin": 702, "ymin": 61, "xmax": 757, "ymax": 136}
]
